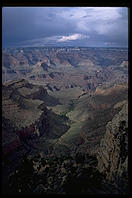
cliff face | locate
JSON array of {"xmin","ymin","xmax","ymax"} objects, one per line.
[{"xmin": 97, "ymin": 101, "xmax": 128, "ymax": 182}]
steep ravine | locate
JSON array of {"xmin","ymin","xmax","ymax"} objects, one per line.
[{"xmin": 2, "ymin": 101, "xmax": 128, "ymax": 195}]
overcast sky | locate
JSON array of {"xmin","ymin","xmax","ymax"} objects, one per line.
[{"xmin": 2, "ymin": 7, "xmax": 128, "ymax": 48}]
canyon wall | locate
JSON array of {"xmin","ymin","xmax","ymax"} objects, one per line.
[{"xmin": 97, "ymin": 101, "xmax": 128, "ymax": 182}]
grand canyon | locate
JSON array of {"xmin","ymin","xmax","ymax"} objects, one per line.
[{"xmin": 2, "ymin": 46, "xmax": 128, "ymax": 194}]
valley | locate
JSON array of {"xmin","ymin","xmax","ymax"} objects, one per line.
[{"xmin": 2, "ymin": 47, "xmax": 128, "ymax": 194}]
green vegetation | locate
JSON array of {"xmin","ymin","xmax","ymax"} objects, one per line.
[
  {"xmin": 3, "ymin": 153, "xmax": 105, "ymax": 195},
  {"xmin": 4, "ymin": 151, "xmax": 127, "ymax": 195}
]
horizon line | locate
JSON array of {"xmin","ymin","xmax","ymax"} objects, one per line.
[{"xmin": 2, "ymin": 46, "xmax": 128, "ymax": 49}]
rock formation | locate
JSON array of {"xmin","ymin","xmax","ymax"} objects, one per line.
[
  {"xmin": 97, "ymin": 101, "xmax": 128, "ymax": 184},
  {"xmin": 2, "ymin": 47, "xmax": 128, "ymax": 92}
]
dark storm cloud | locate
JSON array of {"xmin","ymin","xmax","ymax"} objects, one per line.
[
  {"xmin": 2, "ymin": 7, "xmax": 128, "ymax": 48},
  {"xmin": 2, "ymin": 7, "xmax": 39, "ymax": 46},
  {"xmin": 2, "ymin": 7, "xmax": 76, "ymax": 47}
]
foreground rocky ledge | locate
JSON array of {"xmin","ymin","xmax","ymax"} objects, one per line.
[{"xmin": 97, "ymin": 101, "xmax": 128, "ymax": 182}]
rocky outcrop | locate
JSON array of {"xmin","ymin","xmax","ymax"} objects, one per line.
[
  {"xmin": 2, "ymin": 48, "xmax": 128, "ymax": 93},
  {"xmin": 97, "ymin": 101, "xmax": 128, "ymax": 182},
  {"xmin": 2, "ymin": 53, "xmax": 19, "ymax": 68}
]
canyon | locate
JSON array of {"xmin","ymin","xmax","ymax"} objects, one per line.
[{"xmin": 2, "ymin": 47, "xmax": 128, "ymax": 194}]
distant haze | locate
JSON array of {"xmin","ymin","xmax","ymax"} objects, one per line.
[{"xmin": 2, "ymin": 7, "xmax": 128, "ymax": 48}]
